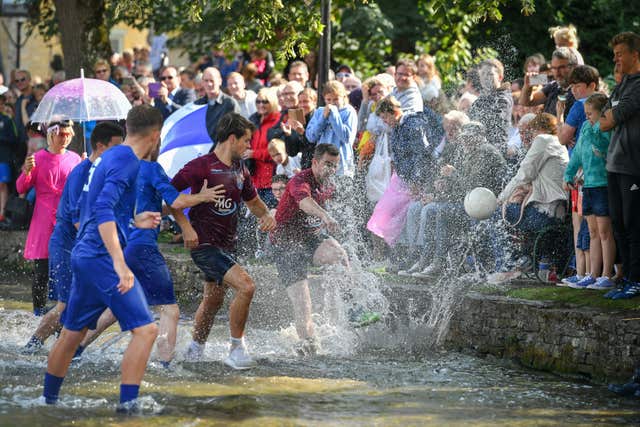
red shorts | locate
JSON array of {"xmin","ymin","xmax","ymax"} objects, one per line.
[{"xmin": 570, "ymin": 188, "xmax": 583, "ymax": 215}]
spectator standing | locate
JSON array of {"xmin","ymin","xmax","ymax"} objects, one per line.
[
  {"xmin": 391, "ymin": 59, "xmax": 423, "ymax": 114},
  {"xmin": 600, "ymin": 32, "xmax": 640, "ymax": 299},
  {"xmin": 194, "ymin": 67, "xmax": 240, "ymax": 146},
  {"xmin": 227, "ymin": 72, "xmax": 257, "ymax": 119},
  {"xmin": 14, "ymin": 70, "xmax": 37, "ymax": 161}
]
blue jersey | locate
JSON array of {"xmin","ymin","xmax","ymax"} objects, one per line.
[
  {"xmin": 73, "ymin": 145, "xmax": 140, "ymax": 258},
  {"xmin": 128, "ymin": 160, "xmax": 179, "ymax": 246},
  {"xmin": 50, "ymin": 159, "xmax": 93, "ymax": 250}
]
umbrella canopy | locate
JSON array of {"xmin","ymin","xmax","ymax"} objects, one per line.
[
  {"xmin": 158, "ymin": 103, "xmax": 213, "ymax": 178},
  {"xmin": 30, "ymin": 76, "xmax": 131, "ymax": 123}
]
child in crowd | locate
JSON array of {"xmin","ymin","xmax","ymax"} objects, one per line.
[
  {"xmin": 563, "ymin": 93, "xmax": 616, "ymax": 289},
  {"xmin": 268, "ymin": 138, "xmax": 301, "ymax": 178}
]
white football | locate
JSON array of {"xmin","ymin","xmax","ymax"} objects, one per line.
[{"xmin": 464, "ymin": 187, "xmax": 497, "ymax": 220}]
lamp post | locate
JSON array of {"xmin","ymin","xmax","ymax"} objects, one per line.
[{"xmin": 317, "ymin": 0, "xmax": 330, "ymax": 106}]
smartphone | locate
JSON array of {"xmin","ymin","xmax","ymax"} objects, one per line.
[
  {"xmin": 529, "ymin": 73, "xmax": 548, "ymax": 86},
  {"xmin": 288, "ymin": 108, "xmax": 306, "ymax": 126},
  {"xmin": 148, "ymin": 82, "xmax": 162, "ymax": 99}
]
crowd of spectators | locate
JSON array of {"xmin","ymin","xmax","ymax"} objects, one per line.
[{"xmin": 1, "ymin": 27, "xmax": 639, "ymax": 302}]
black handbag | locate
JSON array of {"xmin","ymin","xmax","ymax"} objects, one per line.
[{"xmin": 5, "ymin": 195, "xmax": 33, "ymax": 229}]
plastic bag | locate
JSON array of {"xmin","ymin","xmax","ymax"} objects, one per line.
[
  {"xmin": 365, "ymin": 133, "xmax": 391, "ymax": 202},
  {"xmin": 367, "ymin": 173, "xmax": 412, "ymax": 246}
]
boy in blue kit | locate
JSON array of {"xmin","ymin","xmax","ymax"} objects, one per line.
[
  {"xmin": 75, "ymin": 149, "xmax": 226, "ymax": 367},
  {"xmin": 21, "ymin": 122, "xmax": 124, "ymax": 354},
  {"xmin": 42, "ymin": 106, "xmax": 163, "ymax": 412}
]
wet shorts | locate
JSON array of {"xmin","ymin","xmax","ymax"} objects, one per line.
[
  {"xmin": 125, "ymin": 244, "xmax": 176, "ymax": 306},
  {"xmin": 48, "ymin": 241, "xmax": 72, "ymax": 303},
  {"xmin": 62, "ymin": 254, "xmax": 154, "ymax": 332},
  {"xmin": 582, "ymin": 186, "xmax": 609, "ymax": 217},
  {"xmin": 0, "ymin": 162, "xmax": 11, "ymax": 183},
  {"xmin": 576, "ymin": 218, "xmax": 590, "ymax": 251},
  {"xmin": 190, "ymin": 245, "xmax": 237, "ymax": 284},
  {"xmin": 273, "ymin": 233, "xmax": 326, "ymax": 288}
]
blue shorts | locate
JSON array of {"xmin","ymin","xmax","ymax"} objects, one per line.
[
  {"xmin": 124, "ymin": 244, "xmax": 176, "ymax": 306},
  {"xmin": 190, "ymin": 246, "xmax": 237, "ymax": 284},
  {"xmin": 576, "ymin": 219, "xmax": 590, "ymax": 251},
  {"xmin": 62, "ymin": 254, "xmax": 154, "ymax": 332},
  {"xmin": 0, "ymin": 162, "xmax": 11, "ymax": 183},
  {"xmin": 582, "ymin": 186, "xmax": 609, "ymax": 217},
  {"xmin": 48, "ymin": 242, "xmax": 72, "ymax": 303}
]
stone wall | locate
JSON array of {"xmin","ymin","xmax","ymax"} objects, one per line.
[{"xmin": 1, "ymin": 230, "xmax": 638, "ymax": 382}]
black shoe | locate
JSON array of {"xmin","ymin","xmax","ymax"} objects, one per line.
[{"xmin": 608, "ymin": 381, "xmax": 640, "ymax": 397}]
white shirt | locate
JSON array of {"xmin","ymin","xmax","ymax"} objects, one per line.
[{"xmin": 276, "ymin": 154, "xmax": 302, "ymax": 178}]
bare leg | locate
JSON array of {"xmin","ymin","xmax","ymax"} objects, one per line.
[
  {"xmin": 586, "ymin": 215, "xmax": 602, "ymax": 277},
  {"xmin": 572, "ymin": 212, "xmax": 586, "ymax": 276},
  {"xmin": 46, "ymin": 327, "xmax": 88, "ymax": 377},
  {"xmin": 192, "ymin": 282, "xmax": 226, "ymax": 344},
  {"xmin": 0, "ymin": 182, "xmax": 8, "ymax": 218},
  {"xmin": 597, "ymin": 216, "xmax": 616, "ymax": 278},
  {"xmin": 286, "ymin": 280, "xmax": 314, "ymax": 340},
  {"xmin": 221, "ymin": 265, "xmax": 256, "ymax": 339},
  {"xmin": 33, "ymin": 302, "xmax": 65, "ymax": 342},
  {"xmin": 121, "ymin": 323, "xmax": 158, "ymax": 385},
  {"xmin": 312, "ymin": 237, "xmax": 349, "ymax": 268},
  {"xmin": 79, "ymin": 309, "xmax": 117, "ymax": 349},
  {"xmin": 156, "ymin": 304, "xmax": 179, "ymax": 363}
]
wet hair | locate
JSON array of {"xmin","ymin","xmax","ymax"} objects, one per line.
[
  {"xmin": 610, "ymin": 32, "xmax": 640, "ymax": 54},
  {"xmin": 528, "ymin": 113, "xmax": 558, "ymax": 135},
  {"xmin": 272, "ymin": 174, "xmax": 289, "ymax": 185},
  {"xmin": 550, "ymin": 25, "xmax": 580, "ymax": 48},
  {"xmin": 322, "ymin": 80, "xmax": 348, "ymax": 98},
  {"xmin": 126, "ymin": 104, "xmax": 163, "ymax": 136},
  {"xmin": 568, "ymin": 65, "xmax": 599, "ymax": 87},
  {"xmin": 585, "ymin": 93, "xmax": 608, "ymax": 113},
  {"xmin": 90, "ymin": 121, "xmax": 123, "ymax": 151},
  {"xmin": 375, "ymin": 96, "xmax": 401, "ymax": 115},
  {"xmin": 215, "ymin": 112, "xmax": 256, "ymax": 143},
  {"xmin": 552, "ymin": 47, "xmax": 578, "ymax": 66},
  {"xmin": 313, "ymin": 143, "xmax": 340, "ymax": 159}
]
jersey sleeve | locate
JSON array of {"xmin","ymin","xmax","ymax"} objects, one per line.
[
  {"xmin": 171, "ymin": 157, "xmax": 202, "ymax": 192},
  {"xmin": 152, "ymin": 162, "xmax": 180, "ymax": 207},
  {"xmin": 94, "ymin": 153, "xmax": 139, "ymax": 226},
  {"xmin": 241, "ymin": 165, "xmax": 258, "ymax": 201}
]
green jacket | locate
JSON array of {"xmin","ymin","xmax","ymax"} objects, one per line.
[{"xmin": 564, "ymin": 121, "xmax": 611, "ymax": 188}]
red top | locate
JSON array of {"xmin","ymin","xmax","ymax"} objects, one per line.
[
  {"xmin": 250, "ymin": 111, "xmax": 280, "ymax": 189},
  {"xmin": 171, "ymin": 152, "xmax": 257, "ymax": 251},
  {"xmin": 272, "ymin": 168, "xmax": 334, "ymax": 243}
]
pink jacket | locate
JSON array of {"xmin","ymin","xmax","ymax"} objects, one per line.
[{"xmin": 16, "ymin": 149, "xmax": 81, "ymax": 259}]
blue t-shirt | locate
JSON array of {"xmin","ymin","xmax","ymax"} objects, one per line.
[
  {"xmin": 73, "ymin": 145, "xmax": 140, "ymax": 258},
  {"xmin": 565, "ymin": 98, "xmax": 586, "ymax": 147},
  {"xmin": 50, "ymin": 159, "xmax": 93, "ymax": 250},
  {"xmin": 128, "ymin": 160, "xmax": 179, "ymax": 247}
]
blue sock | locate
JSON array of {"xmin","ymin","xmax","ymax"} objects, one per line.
[
  {"xmin": 73, "ymin": 345, "xmax": 85, "ymax": 359},
  {"xmin": 120, "ymin": 384, "xmax": 140, "ymax": 404},
  {"xmin": 43, "ymin": 372, "xmax": 64, "ymax": 404}
]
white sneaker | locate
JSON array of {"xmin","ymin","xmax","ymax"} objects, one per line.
[
  {"xmin": 398, "ymin": 259, "xmax": 424, "ymax": 277},
  {"xmin": 224, "ymin": 345, "xmax": 257, "ymax": 370},
  {"xmin": 412, "ymin": 263, "xmax": 443, "ymax": 279},
  {"xmin": 184, "ymin": 341, "xmax": 204, "ymax": 361}
]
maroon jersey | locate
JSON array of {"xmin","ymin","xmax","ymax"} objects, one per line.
[
  {"xmin": 272, "ymin": 168, "xmax": 334, "ymax": 242},
  {"xmin": 171, "ymin": 153, "xmax": 257, "ymax": 251}
]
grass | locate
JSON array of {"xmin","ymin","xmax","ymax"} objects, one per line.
[{"xmin": 506, "ymin": 286, "xmax": 640, "ymax": 311}]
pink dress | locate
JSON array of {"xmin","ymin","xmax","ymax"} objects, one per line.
[{"xmin": 16, "ymin": 149, "xmax": 81, "ymax": 260}]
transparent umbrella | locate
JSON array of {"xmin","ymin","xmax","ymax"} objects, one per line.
[{"xmin": 30, "ymin": 70, "xmax": 131, "ymax": 152}]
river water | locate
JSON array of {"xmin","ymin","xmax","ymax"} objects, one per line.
[{"xmin": 1, "ymin": 274, "xmax": 638, "ymax": 426}]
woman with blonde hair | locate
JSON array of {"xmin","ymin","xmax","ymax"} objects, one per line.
[
  {"xmin": 550, "ymin": 24, "xmax": 584, "ymax": 65},
  {"xmin": 417, "ymin": 54, "xmax": 441, "ymax": 103}
]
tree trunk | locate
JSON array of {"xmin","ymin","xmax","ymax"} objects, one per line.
[{"xmin": 54, "ymin": 0, "xmax": 94, "ymax": 79}]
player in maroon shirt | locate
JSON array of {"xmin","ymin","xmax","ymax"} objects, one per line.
[
  {"xmin": 171, "ymin": 113, "xmax": 275, "ymax": 369},
  {"xmin": 271, "ymin": 143, "xmax": 349, "ymax": 354}
]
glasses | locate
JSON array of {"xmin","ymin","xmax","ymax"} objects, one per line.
[
  {"xmin": 550, "ymin": 65, "xmax": 569, "ymax": 71},
  {"xmin": 281, "ymin": 91, "xmax": 297, "ymax": 96},
  {"xmin": 396, "ymin": 72, "xmax": 412, "ymax": 77},
  {"xmin": 255, "ymin": 99, "xmax": 269, "ymax": 104},
  {"xmin": 336, "ymin": 72, "xmax": 352, "ymax": 79},
  {"xmin": 160, "ymin": 75, "xmax": 174, "ymax": 81},
  {"xmin": 271, "ymin": 186, "xmax": 286, "ymax": 192},
  {"xmin": 95, "ymin": 69, "xmax": 108, "ymax": 74},
  {"xmin": 14, "ymin": 77, "xmax": 27, "ymax": 83}
]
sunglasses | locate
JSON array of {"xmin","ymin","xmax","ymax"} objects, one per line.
[
  {"xmin": 255, "ymin": 99, "xmax": 269, "ymax": 104},
  {"xmin": 160, "ymin": 75, "xmax": 174, "ymax": 81},
  {"xmin": 14, "ymin": 77, "xmax": 27, "ymax": 83},
  {"xmin": 95, "ymin": 69, "xmax": 108, "ymax": 74}
]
